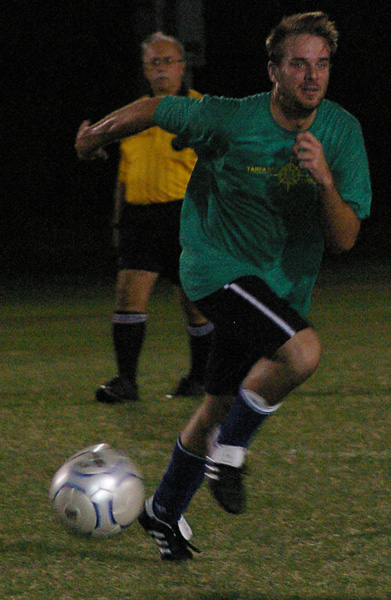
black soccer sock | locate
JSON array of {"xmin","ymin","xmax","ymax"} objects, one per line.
[
  {"xmin": 152, "ymin": 437, "xmax": 206, "ymax": 524},
  {"xmin": 112, "ymin": 312, "xmax": 147, "ymax": 382},
  {"xmin": 187, "ymin": 321, "xmax": 214, "ymax": 382}
]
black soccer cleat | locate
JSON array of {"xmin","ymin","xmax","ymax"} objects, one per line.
[
  {"xmin": 138, "ymin": 497, "xmax": 200, "ymax": 562},
  {"xmin": 205, "ymin": 444, "xmax": 247, "ymax": 514},
  {"xmin": 172, "ymin": 374, "xmax": 205, "ymax": 397},
  {"xmin": 206, "ymin": 460, "xmax": 247, "ymax": 514},
  {"xmin": 95, "ymin": 375, "xmax": 140, "ymax": 404}
]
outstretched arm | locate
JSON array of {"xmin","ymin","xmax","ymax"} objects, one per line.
[
  {"xmin": 293, "ymin": 131, "xmax": 361, "ymax": 253},
  {"xmin": 75, "ymin": 96, "xmax": 163, "ymax": 160}
]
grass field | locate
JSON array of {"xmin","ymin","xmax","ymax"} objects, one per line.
[{"xmin": 1, "ymin": 256, "xmax": 390, "ymax": 600}]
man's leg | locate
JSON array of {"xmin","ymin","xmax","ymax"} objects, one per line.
[
  {"xmin": 139, "ymin": 328, "xmax": 320, "ymax": 559},
  {"xmin": 207, "ymin": 327, "xmax": 321, "ymax": 512},
  {"xmin": 138, "ymin": 393, "xmax": 230, "ymax": 561},
  {"xmin": 181, "ymin": 327, "xmax": 321, "ymax": 454},
  {"xmin": 138, "ymin": 276, "xmax": 322, "ymax": 558},
  {"xmin": 172, "ymin": 288, "xmax": 214, "ymax": 397},
  {"xmin": 96, "ymin": 269, "xmax": 158, "ymax": 403}
]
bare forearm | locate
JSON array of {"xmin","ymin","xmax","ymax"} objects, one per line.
[
  {"xmin": 318, "ymin": 181, "xmax": 361, "ymax": 253},
  {"xmin": 90, "ymin": 97, "xmax": 160, "ymax": 142},
  {"xmin": 75, "ymin": 97, "xmax": 162, "ymax": 159}
]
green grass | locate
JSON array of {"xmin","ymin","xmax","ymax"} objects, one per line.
[{"xmin": 1, "ymin": 257, "xmax": 390, "ymax": 599}]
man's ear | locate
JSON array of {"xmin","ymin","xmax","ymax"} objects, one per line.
[{"xmin": 268, "ymin": 61, "xmax": 278, "ymax": 84}]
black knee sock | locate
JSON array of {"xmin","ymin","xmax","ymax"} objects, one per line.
[
  {"xmin": 217, "ymin": 387, "xmax": 281, "ymax": 448},
  {"xmin": 153, "ymin": 437, "xmax": 206, "ymax": 524},
  {"xmin": 112, "ymin": 312, "xmax": 146, "ymax": 381}
]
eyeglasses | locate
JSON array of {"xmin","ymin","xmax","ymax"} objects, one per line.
[{"xmin": 144, "ymin": 57, "xmax": 184, "ymax": 69}]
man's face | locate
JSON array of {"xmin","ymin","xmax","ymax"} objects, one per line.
[
  {"xmin": 143, "ymin": 40, "xmax": 185, "ymax": 96},
  {"xmin": 269, "ymin": 34, "xmax": 331, "ymax": 115}
]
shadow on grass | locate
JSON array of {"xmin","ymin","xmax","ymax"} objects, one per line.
[
  {"xmin": 1, "ymin": 541, "xmax": 387, "ymax": 600},
  {"xmin": 197, "ymin": 595, "xmax": 387, "ymax": 600},
  {"xmin": 0, "ymin": 538, "xmax": 149, "ymax": 564},
  {"xmin": 295, "ymin": 387, "xmax": 391, "ymax": 397}
]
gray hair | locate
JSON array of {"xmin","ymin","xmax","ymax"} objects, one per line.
[{"xmin": 141, "ymin": 32, "xmax": 186, "ymax": 61}]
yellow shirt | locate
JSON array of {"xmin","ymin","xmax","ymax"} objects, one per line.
[{"xmin": 118, "ymin": 89, "xmax": 202, "ymax": 205}]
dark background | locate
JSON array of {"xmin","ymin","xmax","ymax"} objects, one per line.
[{"xmin": 2, "ymin": 0, "xmax": 390, "ymax": 282}]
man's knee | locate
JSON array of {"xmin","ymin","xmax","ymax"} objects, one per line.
[
  {"xmin": 115, "ymin": 269, "xmax": 158, "ymax": 312},
  {"xmin": 279, "ymin": 327, "xmax": 321, "ymax": 384}
]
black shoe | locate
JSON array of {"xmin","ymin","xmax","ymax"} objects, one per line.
[
  {"xmin": 172, "ymin": 374, "xmax": 204, "ymax": 397},
  {"xmin": 95, "ymin": 375, "xmax": 139, "ymax": 403},
  {"xmin": 206, "ymin": 459, "xmax": 247, "ymax": 515},
  {"xmin": 138, "ymin": 497, "xmax": 200, "ymax": 562}
]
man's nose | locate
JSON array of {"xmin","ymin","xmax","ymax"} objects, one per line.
[{"xmin": 305, "ymin": 65, "xmax": 318, "ymax": 79}]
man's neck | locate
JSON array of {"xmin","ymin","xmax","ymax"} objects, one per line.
[
  {"xmin": 270, "ymin": 94, "xmax": 317, "ymax": 132},
  {"xmin": 152, "ymin": 85, "xmax": 182, "ymax": 98}
]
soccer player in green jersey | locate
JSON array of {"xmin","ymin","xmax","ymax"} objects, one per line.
[{"xmin": 76, "ymin": 12, "xmax": 371, "ymax": 561}]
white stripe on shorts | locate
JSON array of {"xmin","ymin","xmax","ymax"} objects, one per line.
[{"xmin": 224, "ymin": 282, "xmax": 297, "ymax": 338}]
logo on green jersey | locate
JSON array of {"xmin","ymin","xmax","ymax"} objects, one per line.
[{"xmin": 247, "ymin": 157, "xmax": 313, "ymax": 191}]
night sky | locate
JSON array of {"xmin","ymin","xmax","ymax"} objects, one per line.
[{"xmin": 3, "ymin": 0, "xmax": 390, "ymax": 279}]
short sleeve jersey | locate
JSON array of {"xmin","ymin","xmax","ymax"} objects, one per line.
[
  {"xmin": 118, "ymin": 89, "xmax": 202, "ymax": 205},
  {"xmin": 155, "ymin": 92, "xmax": 371, "ymax": 315}
]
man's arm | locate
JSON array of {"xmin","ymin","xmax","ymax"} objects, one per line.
[
  {"xmin": 293, "ymin": 131, "xmax": 361, "ymax": 253},
  {"xmin": 75, "ymin": 96, "xmax": 162, "ymax": 160},
  {"xmin": 316, "ymin": 180, "xmax": 361, "ymax": 253}
]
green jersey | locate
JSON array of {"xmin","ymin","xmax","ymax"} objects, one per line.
[{"xmin": 155, "ymin": 92, "xmax": 371, "ymax": 315}]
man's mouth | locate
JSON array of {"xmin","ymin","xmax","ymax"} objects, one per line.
[{"xmin": 302, "ymin": 86, "xmax": 320, "ymax": 94}]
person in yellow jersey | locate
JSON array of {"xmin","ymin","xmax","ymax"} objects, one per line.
[{"xmin": 96, "ymin": 32, "xmax": 214, "ymax": 403}]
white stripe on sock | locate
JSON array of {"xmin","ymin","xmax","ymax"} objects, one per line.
[
  {"xmin": 240, "ymin": 387, "xmax": 281, "ymax": 414},
  {"xmin": 186, "ymin": 320, "xmax": 214, "ymax": 337},
  {"xmin": 112, "ymin": 312, "xmax": 147, "ymax": 325}
]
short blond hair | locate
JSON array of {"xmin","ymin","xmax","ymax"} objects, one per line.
[{"xmin": 266, "ymin": 12, "xmax": 339, "ymax": 65}]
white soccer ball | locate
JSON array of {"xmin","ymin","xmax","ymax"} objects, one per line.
[{"xmin": 49, "ymin": 443, "xmax": 145, "ymax": 537}]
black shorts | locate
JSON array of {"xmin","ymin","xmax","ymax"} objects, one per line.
[
  {"xmin": 195, "ymin": 276, "xmax": 310, "ymax": 395},
  {"xmin": 118, "ymin": 201, "xmax": 183, "ymax": 284}
]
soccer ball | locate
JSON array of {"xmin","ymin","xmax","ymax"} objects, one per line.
[{"xmin": 49, "ymin": 443, "xmax": 145, "ymax": 537}]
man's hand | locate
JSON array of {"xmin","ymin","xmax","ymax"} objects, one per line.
[
  {"xmin": 292, "ymin": 131, "xmax": 333, "ymax": 188},
  {"xmin": 293, "ymin": 132, "xmax": 360, "ymax": 252},
  {"xmin": 75, "ymin": 120, "xmax": 108, "ymax": 161}
]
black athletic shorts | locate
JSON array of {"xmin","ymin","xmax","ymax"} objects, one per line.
[
  {"xmin": 118, "ymin": 201, "xmax": 183, "ymax": 284},
  {"xmin": 194, "ymin": 275, "xmax": 311, "ymax": 395}
]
